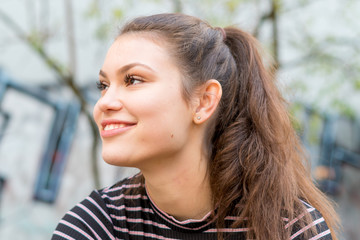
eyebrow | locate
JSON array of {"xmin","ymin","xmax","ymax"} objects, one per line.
[{"xmin": 99, "ymin": 62, "xmax": 156, "ymax": 78}]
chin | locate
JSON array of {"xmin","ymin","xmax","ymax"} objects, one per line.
[{"xmin": 102, "ymin": 151, "xmax": 131, "ymax": 167}]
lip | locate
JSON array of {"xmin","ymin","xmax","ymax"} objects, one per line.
[{"xmin": 100, "ymin": 119, "xmax": 137, "ymax": 138}]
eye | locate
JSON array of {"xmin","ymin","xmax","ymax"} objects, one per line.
[
  {"xmin": 96, "ymin": 80, "xmax": 109, "ymax": 91},
  {"xmin": 124, "ymin": 74, "xmax": 143, "ymax": 86}
]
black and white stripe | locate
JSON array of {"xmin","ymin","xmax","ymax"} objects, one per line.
[{"xmin": 52, "ymin": 175, "xmax": 332, "ymax": 240}]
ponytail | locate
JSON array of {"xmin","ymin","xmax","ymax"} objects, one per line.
[{"xmin": 210, "ymin": 27, "xmax": 339, "ymax": 239}]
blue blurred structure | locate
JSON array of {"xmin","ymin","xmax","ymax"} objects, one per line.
[
  {"xmin": 0, "ymin": 111, "xmax": 10, "ymax": 145},
  {"xmin": 300, "ymin": 105, "xmax": 360, "ymax": 196},
  {"xmin": 0, "ymin": 175, "xmax": 5, "ymax": 218},
  {"xmin": 0, "ymin": 69, "xmax": 81, "ymax": 203},
  {"xmin": 318, "ymin": 115, "xmax": 360, "ymax": 195}
]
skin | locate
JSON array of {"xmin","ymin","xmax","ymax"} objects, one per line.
[{"xmin": 93, "ymin": 33, "xmax": 222, "ymax": 221}]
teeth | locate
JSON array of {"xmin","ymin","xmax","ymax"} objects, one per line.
[{"xmin": 104, "ymin": 124, "xmax": 126, "ymax": 131}]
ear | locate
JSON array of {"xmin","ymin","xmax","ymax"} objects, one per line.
[{"xmin": 193, "ymin": 79, "xmax": 222, "ymax": 124}]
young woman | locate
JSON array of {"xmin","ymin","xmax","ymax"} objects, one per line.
[{"xmin": 52, "ymin": 13, "xmax": 339, "ymax": 240}]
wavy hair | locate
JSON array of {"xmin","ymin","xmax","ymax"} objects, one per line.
[{"xmin": 120, "ymin": 13, "xmax": 339, "ymax": 239}]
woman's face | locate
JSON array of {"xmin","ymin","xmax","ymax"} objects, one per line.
[{"xmin": 93, "ymin": 34, "xmax": 196, "ymax": 169}]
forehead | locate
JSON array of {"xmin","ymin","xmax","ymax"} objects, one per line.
[{"xmin": 103, "ymin": 33, "xmax": 174, "ymax": 71}]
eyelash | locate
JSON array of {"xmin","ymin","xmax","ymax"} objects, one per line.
[
  {"xmin": 96, "ymin": 74, "xmax": 142, "ymax": 91},
  {"xmin": 124, "ymin": 74, "xmax": 142, "ymax": 86},
  {"xmin": 96, "ymin": 81, "xmax": 108, "ymax": 91}
]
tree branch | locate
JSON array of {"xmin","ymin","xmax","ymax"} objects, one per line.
[
  {"xmin": 0, "ymin": 8, "xmax": 27, "ymax": 40},
  {"xmin": 270, "ymin": 0, "xmax": 280, "ymax": 70},
  {"xmin": 253, "ymin": 11, "xmax": 273, "ymax": 38},
  {"xmin": 65, "ymin": 0, "xmax": 77, "ymax": 76}
]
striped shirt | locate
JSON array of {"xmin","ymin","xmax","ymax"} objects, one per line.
[{"xmin": 52, "ymin": 175, "xmax": 332, "ymax": 240}]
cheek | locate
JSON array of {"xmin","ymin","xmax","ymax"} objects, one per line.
[{"xmin": 138, "ymin": 98, "xmax": 191, "ymax": 139}]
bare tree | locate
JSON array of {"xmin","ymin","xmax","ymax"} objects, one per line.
[{"xmin": 0, "ymin": 1, "xmax": 101, "ymax": 188}]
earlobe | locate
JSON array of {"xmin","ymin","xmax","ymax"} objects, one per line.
[{"xmin": 193, "ymin": 79, "xmax": 222, "ymax": 124}]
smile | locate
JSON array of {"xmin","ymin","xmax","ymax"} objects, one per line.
[
  {"xmin": 104, "ymin": 123, "xmax": 128, "ymax": 131},
  {"xmin": 100, "ymin": 120, "xmax": 136, "ymax": 137}
]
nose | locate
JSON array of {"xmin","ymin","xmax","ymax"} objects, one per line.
[{"xmin": 96, "ymin": 87, "xmax": 123, "ymax": 112}]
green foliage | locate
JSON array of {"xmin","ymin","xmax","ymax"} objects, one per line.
[
  {"xmin": 112, "ymin": 8, "xmax": 124, "ymax": 20},
  {"xmin": 331, "ymin": 99, "xmax": 356, "ymax": 119},
  {"xmin": 225, "ymin": 0, "xmax": 241, "ymax": 13},
  {"xmin": 298, "ymin": 0, "xmax": 311, "ymax": 7},
  {"xmin": 27, "ymin": 30, "xmax": 43, "ymax": 49},
  {"xmin": 84, "ymin": 2, "xmax": 125, "ymax": 42},
  {"xmin": 84, "ymin": 0, "xmax": 101, "ymax": 18},
  {"xmin": 289, "ymin": 102, "xmax": 304, "ymax": 133},
  {"xmin": 95, "ymin": 22, "xmax": 111, "ymax": 41},
  {"xmin": 288, "ymin": 102, "xmax": 323, "ymax": 145},
  {"xmin": 354, "ymin": 79, "xmax": 360, "ymax": 90},
  {"xmin": 273, "ymin": 0, "xmax": 283, "ymax": 11},
  {"xmin": 288, "ymin": 79, "xmax": 307, "ymax": 94},
  {"xmin": 307, "ymin": 113, "xmax": 322, "ymax": 145}
]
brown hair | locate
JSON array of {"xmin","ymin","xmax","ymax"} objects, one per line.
[{"xmin": 119, "ymin": 13, "xmax": 339, "ymax": 239}]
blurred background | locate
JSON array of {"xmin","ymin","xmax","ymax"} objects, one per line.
[{"xmin": 0, "ymin": 0, "xmax": 359, "ymax": 239}]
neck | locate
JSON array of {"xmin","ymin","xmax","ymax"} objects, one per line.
[{"xmin": 142, "ymin": 152, "xmax": 213, "ymax": 221}]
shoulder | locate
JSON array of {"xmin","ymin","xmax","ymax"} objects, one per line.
[
  {"xmin": 286, "ymin": 200, "xmax": 332, "ymax": 240},
  {"xmin": 52, "ymin": 174, "xmax": 144, "ymax": 240}
]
